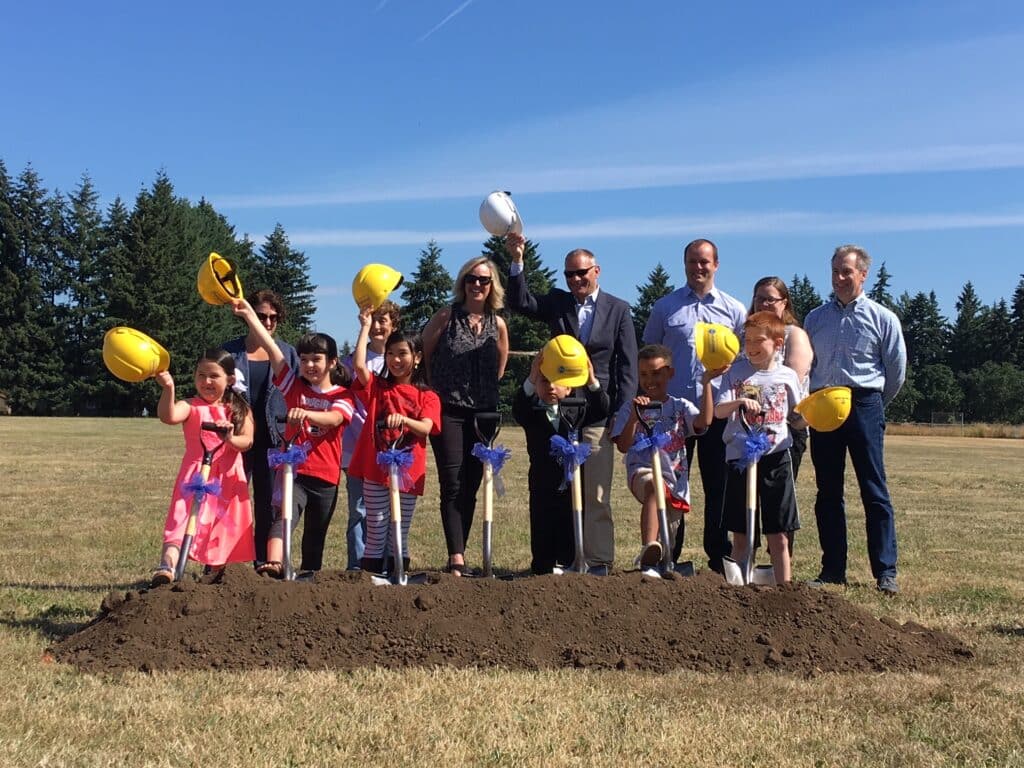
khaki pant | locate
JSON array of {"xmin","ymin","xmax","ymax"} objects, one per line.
[{"xmin": 581, "ymin": 424, "xmax": 615, "ymax": 567}]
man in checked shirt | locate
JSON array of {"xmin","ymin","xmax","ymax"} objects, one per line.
[{"xmin": 804, "ymin": 245, "xmax": 907, "ymax": 594}]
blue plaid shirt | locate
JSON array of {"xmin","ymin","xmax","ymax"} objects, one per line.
[
  {"xmin": 804, "ymin": 294, "xmax": 907, "ymax": 406},
  {"xmin": 643, "ymin": 285, "xmax": 747, "ymax": 404}
]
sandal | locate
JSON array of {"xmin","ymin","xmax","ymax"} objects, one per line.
[
  {"xmin": 150, "ymin": 566, "xmax": 173, "ymax": 586},
  {"xmin": 256, "ymin": 561, "xmax": 283, "ymax": 578},
  {"xmin": 444, "ymin": 562, "xmax": 469, "ymax": 577}
]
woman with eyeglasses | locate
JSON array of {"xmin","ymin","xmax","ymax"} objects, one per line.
[
  {"xmin": 748, "ymin": 276, "xmax": 814, "ymax": 479},
  {"xmin": 221, "ymin": 289, "xmax": 300, "ymax": 566},
  {"xmin": 422, "ymin": 257, "xmax": 510, "ymax": 575}
]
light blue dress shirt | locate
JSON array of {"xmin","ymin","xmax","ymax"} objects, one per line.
[
  {"xmin": 642, "ymin": 285, "xmax": 747, "ymax": 404},
  {"xmin": 804, "ymin": 294, "xmax": 907, "ymax": 406}
]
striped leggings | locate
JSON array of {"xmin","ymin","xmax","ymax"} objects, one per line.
[{"xmin": 363, "ymin": 480, "xmax": 417, "ymax": 559}]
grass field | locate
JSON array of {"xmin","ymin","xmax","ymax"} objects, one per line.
[{"xmin": 1, "ymin": 417, "xmax": 1023, "ymax": 767}]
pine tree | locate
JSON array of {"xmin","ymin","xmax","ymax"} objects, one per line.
[
  {"xmin": 400, "ymin": 240, "xmax": 453, "ymax": 334},
  {"xmin": 788, "ymin": 274, "xmax": 823, "ymax": 323},
  {"xmin": 911, "ymin": 364, "xmax": 962, "ymax": 421},
  {"xmin": 632, "ymin": 263, "xmax": 674, "ymax": 345},
  {"xmin": 867, "ymin": 261, "xmax": 898, "ymax": 312},
  {"xmin": 93, "ymin": 196, "xmax": 137, "ymax": 414},
  {"xmin": 63, "ymin": 175, "xmax": 106, "ymax": 414},
  {"xmin": 980, "ymin": 299, "xmax": 1014, "ymax": 364},
  {"xmin": 0, "ymin": 160, "xmax": 32, "ymax": 413},
  {"xmin": 898, "ymin": 291, "xmax": 949, "ymax": 369},
  {"xmin": 949, "ymin": 282, "xmax": 984, "ymax": 374},
  {"xmin": 1009, "ymin": 274, "xmax": 1024, "ymax": 366},
  {"xmin": 251, "ymin": 223, "xmax": 317, "ymax": 339}
]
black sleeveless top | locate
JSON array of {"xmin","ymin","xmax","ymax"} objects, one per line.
[{"xmin": 429, "ymin": 304, "xmax": 500, "ymax": 410}]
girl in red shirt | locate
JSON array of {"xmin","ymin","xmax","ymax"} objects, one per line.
[{"xmin": 350, "ymin": 306, "xmax": 441, "ymax": 574}]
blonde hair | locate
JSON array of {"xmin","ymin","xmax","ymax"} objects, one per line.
[{"xmin": 453, "ymin": 256, "xmax": 505, "ymax": 312}]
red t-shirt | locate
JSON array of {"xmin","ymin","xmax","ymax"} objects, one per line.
[
  {"xmin": 348, "ymin": 372, "xmax": 441, "ymax": 496},
  {"xmin": 273, "ymin": 363, "xmax": 354, "ymax": 485}
]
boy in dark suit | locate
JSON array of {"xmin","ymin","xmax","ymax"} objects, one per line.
[{"xmin": 512, "ymin": 341, "xmax": 609, "ymax": 575}]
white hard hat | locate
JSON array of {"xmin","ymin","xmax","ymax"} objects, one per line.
[{"xmin": 479, "ymin": 191, "xmax": 523, "ymax": 236}]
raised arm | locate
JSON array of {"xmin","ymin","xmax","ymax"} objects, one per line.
[
  {"xmin": 231, "ymin": 299, "xmax": 286, "ymax": 375},
  {"xmin": 352, "ymin": 306, "xmax": 373, "ymax": 387},
  {"xmin": 155, "ymin": 371, "xmax": 191, "ymax": 425}
]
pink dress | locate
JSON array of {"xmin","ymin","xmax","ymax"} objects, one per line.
[{"xmin": 163, "ymin": 399, "xmax": 255, "ymax": 565}]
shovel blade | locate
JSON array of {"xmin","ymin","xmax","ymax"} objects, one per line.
[
  {"xmin": 750, "ymin": 564, "xmax": 776, "ymax": 586},
  {"xmin": 722, "ymin": 557, "xmax": 746, "ymax": 586}
]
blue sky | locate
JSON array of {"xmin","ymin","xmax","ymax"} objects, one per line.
[{"xmin": 5, "ymin": 1, "xmax": 1024, "ymax": 346}]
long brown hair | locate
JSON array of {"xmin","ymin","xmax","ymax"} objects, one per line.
[
  {"xmin": 198, "ymin": 348, "xmax": 251, "ymax": 434},
  {"xmin": 749, "ymin": 276, "xmax": 798, "ymax": 325}
]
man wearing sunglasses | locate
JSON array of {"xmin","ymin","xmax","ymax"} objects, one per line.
[
  {"xmin": 642, "ymin": 239, "xmax": 747, "ymax": 575},
  {"xmin": 505, "ymin": 232, "xmax": 637, "ymax": 575}
]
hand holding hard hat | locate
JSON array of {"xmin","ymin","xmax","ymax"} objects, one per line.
[
  {"xmin": 480, "ymin": 191, "xmax": 523, "ymax": 237},
  {"xmin": 540, "ymin": 335, "xmax": 590, "ymax": 388},
  {"xmin": 197, "ymin": 252, "xmax": 244, "ymax": 306},
  {"xmin": 794, "ymin": 386, "xmax": 852, "ymax": 432},
  {"xmin": 694, "ymin": 322, "xmax": 741, "ymax": 370},
  {"xmin": 352, "ymin": 263, "xmax": 404, "ymax": 310},
  {"xmin": 102, "ymin": 327, "xmax": 171, "ymax": 382}
]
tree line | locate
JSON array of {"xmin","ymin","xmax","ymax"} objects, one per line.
[{"xmin": 3, "ymin": 161, "xmax": 1024, "ymax": 423}]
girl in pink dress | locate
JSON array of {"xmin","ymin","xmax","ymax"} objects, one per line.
[{"xmin": 151, "ymin": 348, "xmax": 256, "ymax": 584}]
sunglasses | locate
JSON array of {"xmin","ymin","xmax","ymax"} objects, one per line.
[
  {"xmin": 256, "ymin": 312, "xmax": 279, "ymax": 323},
  {"xmin": 564, "ymin": 266, "xmax": 595, "ymax": 279},
  {"xmin": 463, "ymin": 274, "xmax": 492, "ymax": 286},
  {"xmin": 754, "ymin": 296, "xmax": 784, "ymax": 306}
]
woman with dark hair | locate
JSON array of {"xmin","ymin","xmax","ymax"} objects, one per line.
[
  {"xmin": 221, "ymin": 289, "xmax": 300, "ymax": 566},
  {"xmin": 748, "ymin": 276, "xmax": 814, "ymax": 478},
  {"xmin": 422, "ymin": 256, "xmax": 509, "ymax": 575}
]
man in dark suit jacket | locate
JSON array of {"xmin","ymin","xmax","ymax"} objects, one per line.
[{"xmin": 505, "ymin": 233, "xmax": 638, "ymax": 573}]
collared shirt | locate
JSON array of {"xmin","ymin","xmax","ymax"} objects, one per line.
[
  {"xmin": 804, "ymin": 294, "xmax": 907, "ymax": 405},
  {"xmin": 642, "ymin": 284, "xmax": 747, "ymax": 404},
  {"xmin": 576, "ymin": 287, "xmax": 599, "ymax": 344},
  {"xmin": 509, "ymin": 262, "xmax": 599, "ymax": 342}
]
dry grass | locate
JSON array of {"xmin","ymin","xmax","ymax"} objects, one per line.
[{"xmin": 1, "ymin": 418, "xmax": 1023, "ymax": 767}]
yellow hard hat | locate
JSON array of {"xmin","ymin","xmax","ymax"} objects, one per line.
[
  {"xmin": 795, "ymin": 386, "xmax": 852, "ymax": 432},
  {"xmin": 540, "ymin": 335, "xmax": 590, "ymax": 388},
  {"xmin": 102, "ymin": 327, "xmax": 170, "ymax": 382},
  {"xmin": 352, "ymin": 263, "xmax": 404, "ymax": 310},
  {"xmin": 694, "ymin": 322, "xmax": 740, "ymax": 370},
  {"xmin": 197, "ymin": 252, "xmax": 244, "ymax": 306}
]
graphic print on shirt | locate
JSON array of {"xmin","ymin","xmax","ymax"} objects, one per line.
[{"xmin": 733, "ymin": 381, "xmax": 788, "ymax": 448}]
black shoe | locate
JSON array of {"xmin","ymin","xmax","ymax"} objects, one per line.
[
  {"xmin": 587, "ymin": 564, "xmax": 610, "ymax": 577},
  {"xmin": 806, "ymin": 573, "xmax": 847, "ymax": 588}
]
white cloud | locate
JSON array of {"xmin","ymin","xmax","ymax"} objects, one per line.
[
  {"xmin": 418, "ymin": 0, "xmax": 476, "ymax": 42},
  {"xmin": 290, "ymin": 208, "xmax": 1024, "ymax": 247}
]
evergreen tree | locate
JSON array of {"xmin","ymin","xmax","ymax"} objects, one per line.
[
  {"xmin": 961, "ymin": 361, "xmax": 1024, "ymax": 423},
  {"xmin": 251, "ymin": 223, "xmax": 317, "ymax": 339},
  {"xmin": 788, "ymin": 274, "xmax": 823, "ymax": 323},
  {"xmin": 63, "ymin": 175, "xmax": 106, "ymax": 414},
  {"xmin": 632, "ymin": 263, "xmax": 674, "ymax": 345},
  {"xmin": 949, "ymin": 282, "xmax": 984, "ymax": 374},
  {"xmin": 980, "ymin": 299, "xmax": 1015, "ymax": 364},
  {"xmin": 400, "ymin": 239, "xmax": 453, "ymax": 333},
  {"xmin": 911, "ymin": 364, "xmax": 962, "ymax": 421},
  {"xmin": 1011, "ymin": 274, "xmax": 1024, "ymax": 366},
  {"xmin": 93, "ymin": 197, "xmax": 137, "ymax": 414},
  {"xmin": 0, "ymin": 160, "xmax": 34, "ymax": 413},
  {"xmin": 867, "ymin": 261, "xmax": 898, "ymax": 312},
  {"xmin": 898, "ymin": 291, "xmax": 949, "ymax": 369},
  {"xmin": 885, "ymin": 372, "xmax": 919, "ymax": 422}
]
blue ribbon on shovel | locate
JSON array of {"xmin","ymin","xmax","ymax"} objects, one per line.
[
  {"xmin": 471, "ymin": 442, "xmax": 513, "ymax": 496},
  {"xmin": 181, "ymin": 474, "xmax": 222, "ymax": 503},
  {"xmin": 734, "ymin": 430, "xmax": 771, "ymax": 472},
  {"xmin": 377, "ymin": 447, "xmax": 415, "ymax": 492},
  {"xmin": 629, "ymin": 430, "xmax": 672, "ymax": 457},
  {"xmin": 267, "ymin": 442, "xmax": 311, "ymax": 469},
  {"xmin": 549, "ymin": 432, "xmax": 592, "ymax": 490}
]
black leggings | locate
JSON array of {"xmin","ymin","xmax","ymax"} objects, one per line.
[
  {"xmin": 246, "ymin": 436, "xmax": 274, "ymax": 563},
  {"xmin": 429, "ymin": 404, "xmax": 486, "ymax": 557},
  {"xmin": 269, "ymin": 474, "xmax": 339, "ymax": 572}
]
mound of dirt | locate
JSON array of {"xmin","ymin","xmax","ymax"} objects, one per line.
[{"xmin": 52, "ymin": 565, "xmax": 972, "ymax": 674}]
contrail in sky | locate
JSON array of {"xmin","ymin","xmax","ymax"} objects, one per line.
[{"xmin": 419, "ymin": 0, "xmax": 475, "ymax": 42}]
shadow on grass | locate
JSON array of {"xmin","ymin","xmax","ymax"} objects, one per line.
[
  {"xmin": 992, "ymin": 624, "xmax": 1024, "ymax": 638},
  {"xmin": 0, "ymin": 607, "xmax": 92, "ymax": 641}
]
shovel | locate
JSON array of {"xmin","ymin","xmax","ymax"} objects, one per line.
[
  {"xmin": 549, "ymin": 397, "xmax": 589, "ymax": 575},
  {"xmin": 633, "ymin": 402, "xmax": 695, "ymax": 578},
  {"xmin": 269, "ymin": 417, "xmax": 311, "ymax": 582},
  {"xmin": 371, "ymin": 417, "xmax": 428, "ymax": 587},
  {"xmin": 722, "ymin": 408, "xmax": 774, "ymax": 586},
  {"xmin": 472, "ymin": 412, "xmax": 504, "ymax": 578},
  {"xmin": 174, "ymin": 422, "xmax": 230, "ymax": 582}
]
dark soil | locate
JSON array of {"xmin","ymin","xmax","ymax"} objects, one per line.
[{"xmin": 52, "ymin": 565, "xmax": 973, "ymax": 674}]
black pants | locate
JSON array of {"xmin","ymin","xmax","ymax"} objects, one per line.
[
  {"xmin": 673, "ymin": 416, "xmax": 731, "ymax": 570},
  {"xmin": 269, "ymin": 474, "xmax": 338, "ymax": 572},
  {"xmin": 429, "ymin": 404, "xmax": 486, "ymax": 557},
  {"xmin": 245, "ymin": 435, "xmax": 275, "ymax": 563},
  {"xmin": 529, "ymin": 485, "xmax": 574, "ymax": 574}
]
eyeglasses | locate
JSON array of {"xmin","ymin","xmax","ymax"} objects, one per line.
[
  {"xmin": 564, "ymin": 266, "xmax": 595, "ymax": 280},
  {"xmin": 256, "ymin": 312, "xmax": 279, "ymax": 323},
  {"xmin": 754, "ymin": 296, "xmax": 784, "ymax": 306},
  {"xmin": 463, "ymin": 274, "xmax": 492, "ymax": 286}
]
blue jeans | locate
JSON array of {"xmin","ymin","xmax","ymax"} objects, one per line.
[
  {"xmin": 344, "ymin": 471, "xmax": 367, "ymax": 570},
  {"xmin": 809, "ymin": 390, "xmax": 898, "ymax": 581}
]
